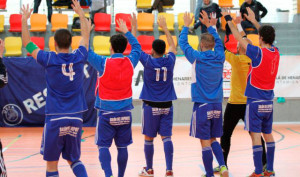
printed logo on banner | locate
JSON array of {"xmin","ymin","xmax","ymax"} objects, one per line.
[{"xmin": 1, "ymin": 104, "xmax": 23, "ymax": 126}]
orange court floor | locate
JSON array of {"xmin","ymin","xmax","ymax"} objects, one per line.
[{"xmin": 1, "ymin": 125, "xmax": 300, "ymax": 177}]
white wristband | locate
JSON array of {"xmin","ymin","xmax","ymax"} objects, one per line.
[
  {"xmin": 212, "ymin": 25, "xmax": 217, "ymax": 31},
  {"xmin": 237, "ymin": 24, "xmax": 243, "ymax": 32}
]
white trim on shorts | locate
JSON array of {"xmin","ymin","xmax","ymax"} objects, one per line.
[{"xmin": 50, "ymin": 117, "xmax": 83, "ymax": 122}]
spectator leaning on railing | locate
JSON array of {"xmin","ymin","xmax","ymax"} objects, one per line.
[{"xmin": 240, "ymin": 0, "xmax": 268, "ymax": 33}]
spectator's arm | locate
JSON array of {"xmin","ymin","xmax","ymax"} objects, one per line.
[
  {"xmin": 216, "ymin": 4, "xmax": 222, "ymax": 18},
  {"xmin": 21, "ymin": 4, "xmax": 40, "ymax": 60},
  {"xmin": 257, "ymin": 2, "xmax": 268, "ymax": 18},
  {"xmin": 72, "ymin": 0, "xmax": 90, "ymax": 49}
]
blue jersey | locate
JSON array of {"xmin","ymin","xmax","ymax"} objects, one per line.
[
  {"xmin": 88, "ymin": 32, "xmax": 142, "ymax": 111},
  {"xmin": 37, "ymin": 46, "xmax": 88, "ymax": 115},
  {"xmin": 245, "ymin": 44, "xmax": 278, "ymax": 100},
  {"xmin": 139, "ymin": 52, "xmax": 177, "ymax": 102},
  {"xmin": 179, "ymin": 26, "xmax": 225, "ymax": 103}
]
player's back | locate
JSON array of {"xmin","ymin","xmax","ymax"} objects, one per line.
[
  {"xmin": 192, "ymin": 50, "xmax": 225, "ymax": 103},
  {"xmin": 139, "ymin": 52, "xmax": 177, "ymax": 102},
  {"xmin": 37, "ymin": 46, "xmax": 88, "ymax": 115}
]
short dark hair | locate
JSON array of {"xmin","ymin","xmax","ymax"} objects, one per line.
[
  {"xmin": 110, "ymin": 34, "xmax": 128, "ymax": 53},
  {"xmin": 54, "ymin": 29, "xmax": 72, "ymax": 49},
  {"xmin": 200, "ymin": 33, "xmax": 215, "ymax": 49},
  {"xmin": 258, "ymin": 25, "xmax": 275, "ymax": 45},
  {"xmin": 152, "ymin": 39, "xmax": 166, "ymax": 55}
]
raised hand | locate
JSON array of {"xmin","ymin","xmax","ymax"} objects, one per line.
[
  {"xmin": 71, "ymin": 0, "xmax": 83, "ymax": 15},
  {"xmin": 209, "ymin": 12, "xmax": 218, "ymax": 27},
  {"xmin": 20, "ymin": 4, "xmax": 33, "ymax": 21},
  {"xmin": 130, "ymin": 13, "xmax": 137, "ymax": 28},
  {"xmin": 0, "ymin": 39, "xmax": 4, "ymax": 57},
  {"xmin": 183, "ymin": 12, "xmax": 194, "ymax": 27},
  {"xmin": 234, "ymin": 12, "xmax": 242, "ymax": 24},
  {"xmin": 199, "ymin": 10, "xmax": 210, "ymax": 27},
  {"xmin": 116, "ymin": 19, "xmax": 129, "ymax": 34},
  {"xmin": 244, "ymin": 7, "xmax": 256, "ymax": 22},
  {"xmin": 157, "ymin": 15, "xmax": 167, "ymax": 30}
]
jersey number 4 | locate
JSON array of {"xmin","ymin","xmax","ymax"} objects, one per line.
[
  {"xmin": 155, "ymin": 67, "xmax": 167, "ymax": 82},
  {"xmin": 62, "ymin": 63, "xmax": 76, "ymax": 81}
]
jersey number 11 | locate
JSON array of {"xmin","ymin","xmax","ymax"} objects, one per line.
[{"xmin": 155, "ymin": 67, "xmax": 167, "ymax": 82}]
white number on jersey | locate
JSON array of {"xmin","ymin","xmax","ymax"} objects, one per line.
[
  {"xmin": 154, "ymin": 67, "xmax": 167, "ymax": 82},
  {"xmin": 62, "ymin": 63, "xmax": 76, "ymax": 81}
]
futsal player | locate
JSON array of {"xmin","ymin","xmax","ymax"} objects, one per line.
[
  {"xmin": 137, "ymin": 16, "xmax": 177, "ymax": 177},
  {"xmin": 214, "ymin": 14, "xmax": 267, "ymax": 172},
  {"xmin": 0, "ymin": 39, "xmax": 7, "ymax": 177},
  {"xmin": 179, "ymin": 11, "xmax": 229, "ymax": 177},
  {"xmin": 224, "ymin": 7, "xmax": 279, "ymax": 177},
  {"xmin": 21, "ymin": 0, "xmax": 90, "ymax": 176},
  {"xmin": 87, "ymin": 14, "xmax": 141, "ymax": 177}
]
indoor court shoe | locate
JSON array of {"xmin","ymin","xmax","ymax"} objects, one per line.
[
  {"xmin": 213, "ymin": 166, "xmax": 220, "ymax": 173},
  {"xmin": 165, "ymin": 170, "xmax": 173, "ymax": 177},
  {"xmin": 220, "ymin": 166, "xmax": 229, "ymax": 177},
  {"xmin": 263, "ymin": 170, "xmax": 275, "ymax": 177},
  {"xmin": 248, "ymin": 172, "xmax": 264, "ymax": 177},
  {"xmin": 139, "ymin": 167, "xmax": 154, "ymax": 176}
]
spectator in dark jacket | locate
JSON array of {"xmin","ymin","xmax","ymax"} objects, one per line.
[
  {"xmin": 193, "ymin": 0, "xmax": 222, "ymax": 33},
  {"xmin": 0, "ymin": 39, "xmax": 7, "ymax": 177},
  {"xmin": 240, "ymin": 0, "xmax": 267, "ymax": 33},
  {"xmin": 33, "ymin": 0, "xmax": 53, "ymax": 22},
  {"xmin": 145, "ymin": 0, "xmax": 175, "ymax": 13}
]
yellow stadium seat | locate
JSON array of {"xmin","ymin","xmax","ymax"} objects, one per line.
[
  {"xmin": 247, "ymin": 34, "xmax": 260, "ymax": 46},
  {"xmin": 178, "ymin": 13, "xmax": 194, "ymax": 31},
  {"xmin": 49, "ymin": 36, "xmax": 56, "ymax": 52},
  {"xmin": 51, "ymin": 13, "xmax": 68, "ymax": 32},
  {"xmin": 0, "ymin": 15, "xmax": 4, "ymax": 32},
  {"xmin": 93, "ymin": 36, "xmax": 110, "ymax": 56},
  {"xmin": 136, "ymin": 0, "xmax": 152, "ymax": 8},
  {"xmin": 72, "ymin": 13, "xmax": 90, "ymax": 32},
  {"xmin": 158, "ymin": 13, "xmax": 174, "ymax": 31},
  {"xmin": 71, "ymin": 36, "xmax": 82, "ymax": 51},
  {"xmin": 30, "ymin": 13, "xmax": 47, "ymax": 32},
  {"xmin": 5, "ymin": 37, "xmax": 22, "ymax": 57},
  {"xmin": 159, "ymin": 35, "xmax": 177, "ymax": 54},
  {"xmin": 219, "ymin": 0, "xmax": 234, "ymax": 8},
  {"xmin": 239, "ymin": 0, "xmax": 244, "ymax": 6},
  {"xmin": 137, "ymin": 13, "xmax": 154, "ymax": 31},
  {"xmin": 188, "ymin": 35, "xmax": 199, "ymax": 50}
]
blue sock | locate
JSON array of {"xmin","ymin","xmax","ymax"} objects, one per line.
[
  {"xmin": 211, "ymin": 141, "xmax": 226, "ymax": 167},
  {"xmin": 46, "ymin": 171, "xmax": 59, "ymax": 177},
  {"xmin": 266, "ymin": 142, "xmax": 275, "ymax": 171},
  {"xmin": 253, "ymin": 145, "xmax": 263, "ymax": 174},
  {"xmin": 117, "ymin": 147, "xmax": 128, "ymax": 177},
  {"xmin": 202, "ymin": 147, "xmax": 214, "ymax": 177},
  {"xmin": 71, "ymin": 160, "xmax": 88, "ymax": 177},
  {"xmin": 163, "ymin": 137, "xmax": 174, "ymax": 171},
  {"xmin": 144, "ymin": 140, "xmax": 154, "ymax": 170},
  {"xmin": 99, "ymin": 147, "xmax": 113, "ymax": 177}
]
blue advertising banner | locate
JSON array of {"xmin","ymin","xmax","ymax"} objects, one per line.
[{"xmin": 0, "ymin": 57, "xmax": 97, "ymax": 127}]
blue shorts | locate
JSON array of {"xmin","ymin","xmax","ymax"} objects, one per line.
[
  {"xmin": 190, "ymin": 103, "xmax": 223, "ymax": 140},
  {"xmin": 40, "ymin": 114, "xmax": 83, "ymax": 162},
  {"xmin": 244, "ymin": 98, "xmax": 273, "ymax": 134},
  {"xmin": 95, "ymin": 110, "xmax": 132, "ymax": 148},
  {"xmin": 142, "ymin": 103, "xmax": 173, "ymax": 138}
]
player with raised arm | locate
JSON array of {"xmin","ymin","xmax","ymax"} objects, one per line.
[
  {"xmin": 137, "ymin": 15, "xmax": 177, "ymax": 177},
  {"xmin": 0, "ymin": 39, "xmax": 7, "ymax": 177},
  {"xmin": 21, "ymin": 0, "xmax": 91, "ymax": 176},
  {"xmin": 213, "ymin": 13, "xmax": 267, "ymax": 173},
  {"xmin": 224, "ymin": 7, "xmax": 279, "ymax": 177},
  {"xmin": 87, "ymin": 14, "xmax": 142, "ymax": 177},
  {"xmin": 179, "ymin": 11, "xmax": 229, "ymax": 177}
]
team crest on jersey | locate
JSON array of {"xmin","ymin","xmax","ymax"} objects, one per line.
[{"xmin": 1, "ymin": 104, "xmax": 23, "ymax": 126}]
